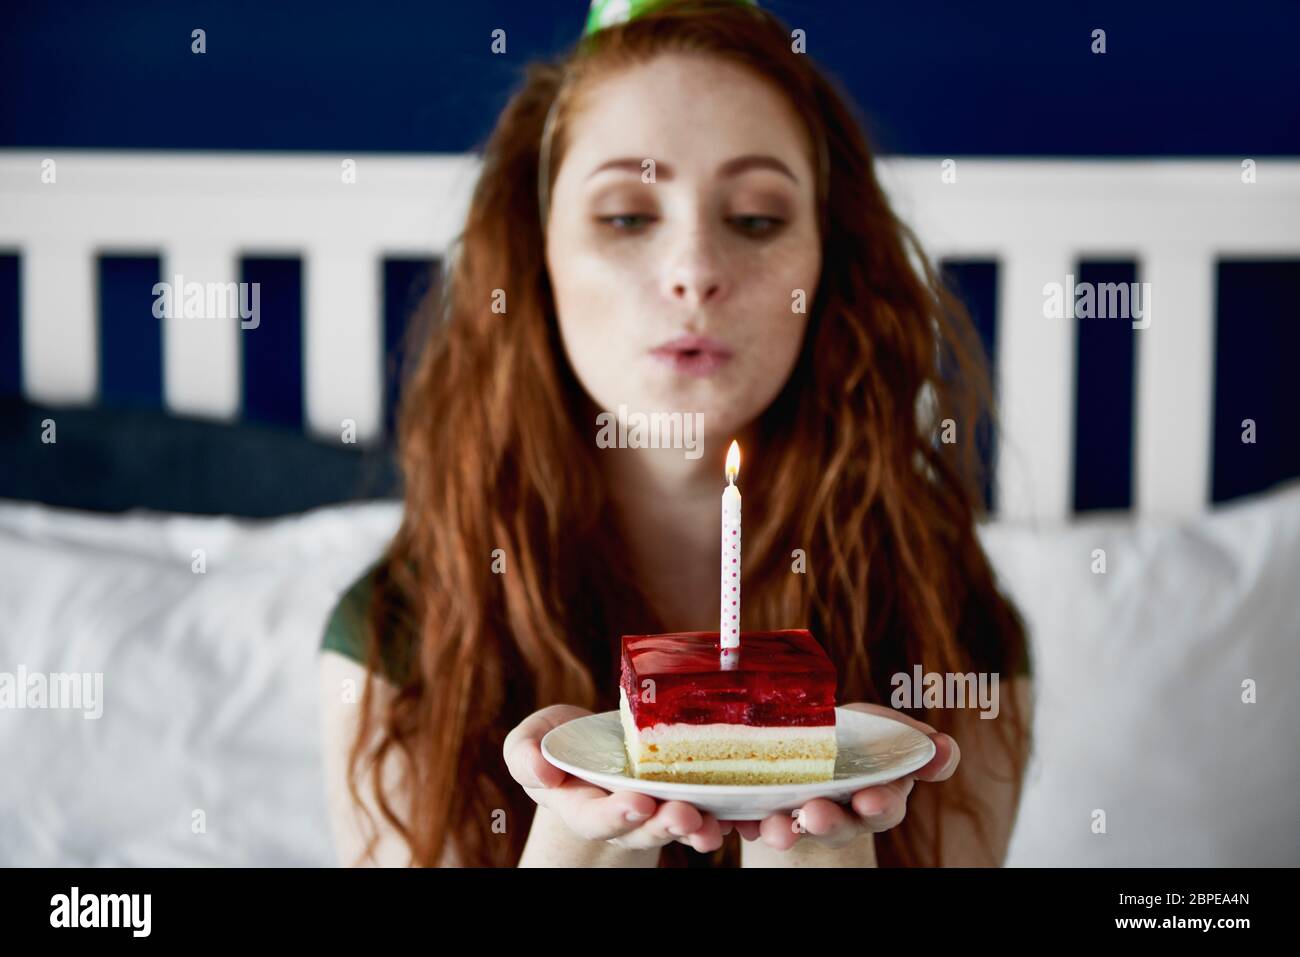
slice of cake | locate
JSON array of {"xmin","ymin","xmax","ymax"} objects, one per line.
[{"xmin": 619, "ymin": 630, "xmax": 837, "ymax": 785}]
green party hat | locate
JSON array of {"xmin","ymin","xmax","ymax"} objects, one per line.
[{"xmin": 583, "ymin": 0, "xmax": 759, "ymax": 38}]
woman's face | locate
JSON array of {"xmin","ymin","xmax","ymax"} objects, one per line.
[{"xmin": 544, "ymin": 53, "xmax": 822, "ymax": 445}]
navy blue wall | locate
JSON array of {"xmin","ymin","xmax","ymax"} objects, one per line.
[{"xmin": 3, "ymin": 0, "xmax": 1298, "ymax": 155}]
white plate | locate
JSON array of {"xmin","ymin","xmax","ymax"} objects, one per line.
[{"xmin": 540, "ymin": 706, "xmax": 937, "ymax": 820}]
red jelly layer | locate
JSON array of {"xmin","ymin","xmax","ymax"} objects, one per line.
[{"xmin": 620, "ymin": 630, "xmax": 836, "ymax": 728}]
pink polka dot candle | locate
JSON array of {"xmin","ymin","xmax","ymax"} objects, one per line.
[{"xmin": 720, "ymin": 439, "xmax": 742, "ymax": 668}]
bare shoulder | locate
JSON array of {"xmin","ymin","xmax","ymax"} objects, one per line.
[{"xmin": 318, "ymin": 650, "xmax": 461, "ymax": 867}]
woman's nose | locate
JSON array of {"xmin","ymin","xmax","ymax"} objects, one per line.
[
  {"xmin": 663, "ymin": 232, "xmax": 728, "ymax": 306},
  {"xmin": 670, "ymin": 274, "xmax": 723, "ymax": 305}
]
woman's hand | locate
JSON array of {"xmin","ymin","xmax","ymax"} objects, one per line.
[
  {"xmin": 727, "ymin": 702, "xmax": 961, "ymax": 850},
  {"xmin": 504, "ymin": 704, "xmax": 731, "ymax": 854}
]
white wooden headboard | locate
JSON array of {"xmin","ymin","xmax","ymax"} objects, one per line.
[
  {"xmin": 880, "ymin": 159, "xmax": 1300, "ymax": 522},
  {"xmin": 2, "ymin": 151, "xmax": 1298, "ymax": 523}
]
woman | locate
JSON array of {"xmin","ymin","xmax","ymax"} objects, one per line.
[{"xmin": 318, "ymin": 0, "xmax": 1034, "ymax": 868}]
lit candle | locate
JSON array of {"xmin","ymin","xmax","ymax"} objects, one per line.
[{"xmin": 720, "ymin": 439, "xmax": 741, "ymax": 669}]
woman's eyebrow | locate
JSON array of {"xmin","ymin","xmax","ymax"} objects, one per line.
[
  {"xmin": 717, "ymin": 154, "xmax": 799, "ymax": 183},
  {"xmin": 585, "ymin": 154, "xmax": 798, "ymax": 183}
]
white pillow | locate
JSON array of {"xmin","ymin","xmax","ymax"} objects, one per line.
[
  {"xmin": 982, "ymin": 481, "xmax": 1300, "ymax": 866},
  {"xmin": 3, "ymin": 482, "xmax": 1296, "ymax": 867},
  {"xmin": 0, "ymin": 498, "xmax": 401, "ymax": 866}
]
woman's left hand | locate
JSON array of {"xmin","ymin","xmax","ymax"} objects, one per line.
[{"xmin": 721, "ymin": 702, "xmax": 960, "ymax": 849}]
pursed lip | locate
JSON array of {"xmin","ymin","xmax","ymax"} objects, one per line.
[{"xmin": 648, "ymin": 334, "xmax": 734, "ymax": 358}]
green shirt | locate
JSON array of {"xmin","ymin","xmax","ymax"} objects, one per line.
[{"xmin": 320, "ymin": 563, "xmax": 413, "ymax": 684}]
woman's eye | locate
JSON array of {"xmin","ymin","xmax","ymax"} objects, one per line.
[
  {"xmin": 595, "ymin": 213, "xmax": 784, "ymax": 236},
  {"xmin": 730, "ymin": 215, "xmax": 784, "ymax": 237},
  {"xmin": 598, "ymin": 214, "xmax": 656, "ymax": 231}
]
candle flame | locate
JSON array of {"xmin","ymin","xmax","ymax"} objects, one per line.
[{"xmin": 725, "ymin": 440, "xmax": 740, "ymax": 484}]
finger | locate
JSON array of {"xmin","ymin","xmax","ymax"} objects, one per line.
[
  {"xmin": 604, "ymin": 799, "xmax": 709, "ymax": 852},
  {"xmin": 538, "ymin": 780, "xmax": 657, "ymax": 842},
  {"xmin": 850, "ymin": 779, "xmax": 911, "ymax": 832},
  {"xmin": 724, "ymin": 819, "xmax": 762, "ymax": 841},
  {"xmin": 609, "ymin": 789, "xmax": 659, "ymax": 825},
  {"xmin": 854, "ymin": 775, "xmax": 915, "ymax": 815},
  {"xmin": 791, "ymin": 798, "xmax": 857, "ymax": 841},
  {"xmin": 504, "ymin": 744, "xmax": 563, "ymax": 790},
  {"xmin": 913, "ymin": 733, "xmax": 961, "ymax": 782},
  {"xmin": 617, "ymin": 800, "xmax": 705, "ymax": 851},
  {"xmin": 650, "ymin": 800, "xmax": 705, "ymax": 841},
  {"xmin": 503, "ymin": 705, "xmax": 591, "ymax": 789},
  {"xmin": 675, "ymin": 813, "xmax": 726, "ymax": 854},
  {"xmin": 758, "ymin": 811, "xmax": 802, "ymax": 851},
  {"xmin": 528, "ymin": 747, "xmax": 568, "ymax": 789}
]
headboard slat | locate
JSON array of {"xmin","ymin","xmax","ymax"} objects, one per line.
[
  {"xmin": 162, "ymin": 247, "xmax": 240, "ymax": 421},
  {"xmin": 995, "ymin": 246, "xmax": 1076, "ymax": 523},
  {"xmin": 305, "ymin": 248, "xmax": 383, "ymax": 443},
  {"xmin": 1135, "ymin": 246, "xmax": 1215, "ymax": 516},
  {"xmin": 22, "ymin": 244, "xmax": 96, "ymax": 404}
]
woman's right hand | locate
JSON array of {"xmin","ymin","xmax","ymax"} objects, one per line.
[{"xmin": 504, "ymin": 704, "xmax": 730, "ymax": 854}]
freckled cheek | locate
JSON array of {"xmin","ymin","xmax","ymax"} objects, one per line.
[
  {"xmin": 555, "ymin": 254, "xmax": 647, "ymax": 347},
  {"xmin": 735, "ymin": 249, "xmax": 818, "ymax": 366}
]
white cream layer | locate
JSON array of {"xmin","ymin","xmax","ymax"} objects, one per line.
[{"xmin": 630, "ymin": 758, "xmax": 837, "ymax": 775}]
